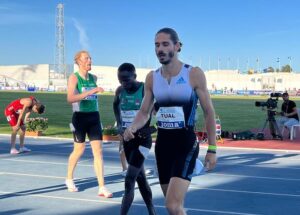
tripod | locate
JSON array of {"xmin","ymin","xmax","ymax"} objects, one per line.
[{"xmin": 258, "ymin": 110, "xmax": 283, "ymax": 140}]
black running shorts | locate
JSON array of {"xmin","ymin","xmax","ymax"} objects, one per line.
[
  {"xmin": 71, "ymin": 112, "xmax": 102, "ymax": 143},
  {"xmin": 155, "ymin": 127, "xmax": 199, "ymax": 184}
]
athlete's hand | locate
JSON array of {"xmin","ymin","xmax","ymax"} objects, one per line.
[
  {"xmin": 12, "ymin": 125, "xmax": 20, "ymax": 131},
  {"xmin": 123, "ymin": 126, "xmax": 137, "ymax": 141},
  {"xmin": 95, "ymin": 87, "xmax": 104, "ymax": 94},
  {"xmin": 89, "ymin": 87, "xmax": 104, "ymax": 95},
  {"xmin": 204, "ymin": 152, "xmax": 217, "ymax": 171}
]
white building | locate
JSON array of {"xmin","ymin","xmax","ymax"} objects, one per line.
[{"xmin": 1, "ymin": 64, "xmax": 299, "ymax": 93}]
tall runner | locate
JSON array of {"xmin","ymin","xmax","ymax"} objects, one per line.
[
  {"xmin": 124, "ymin": 28, "xmax": 217, "ymax": 215},
  {"xmin": 65, "ymin": 50, "xmax": 112, "ymax": 198}
]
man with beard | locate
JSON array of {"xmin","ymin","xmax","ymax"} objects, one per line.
[{"xmin": 123, "ymin": 28, "xmax": 217, "ymax": 215}]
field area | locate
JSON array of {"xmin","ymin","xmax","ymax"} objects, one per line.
[{"xmin": 1, "ymin": 91, "xmax": 299, "ymax": 138}]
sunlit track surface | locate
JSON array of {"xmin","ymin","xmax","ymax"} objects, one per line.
[{"xmin": 0, "ymin": 136, "xmax": 300, "ymax": 215}]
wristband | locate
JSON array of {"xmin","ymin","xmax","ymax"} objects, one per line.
[
  {"xmin": 208, "ymin": 145, "xmax": 217, "ymax": 151},
  {"xmin": 207, "ymin": 150, "xmax": 216, "ymax": 154}
]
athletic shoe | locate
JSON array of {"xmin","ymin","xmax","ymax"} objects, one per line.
[
  {"xmin": 145, "ymin": 168, "xmax": 153, "ymax": 176},
  {"xmin": 19, "ymin": 146, "xmax": 31, "ymax": 153},
  {"xmin": 65, "ymin": 179, "xmax": 78, "ymax": 192},
  {"xmin": 10, "ymin": 148, "xmax": 19, "ymax": 155},
  {"xmin": 98, "ymin": 186, "xmax": 113, "ymax": 198},
  {"xmin": 121, "ymin": 170, "xmax": 127, "ymax": 177}
]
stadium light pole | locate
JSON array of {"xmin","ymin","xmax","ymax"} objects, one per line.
[
  {"xmin": 288, "ymin": 56, "xmax": 292, "ymax": 72},
  {"xmin": 276, "ymin": 57, "xmax": 280, "ymax": 72},
  {"xmin": 246, "ymin": 58, "xmax": 249, "ymax": 72},
  {"xmin": 256, "ymin": 57, "xmax": 260, "ymax": 73},
  {"xmin": 236, "ymin": 57, "xmax": 240, "ymax": 73},
  {"xmin": 54, "ymin": 3, "xmax": 65, "ymax": 79},
  {"xmin": 208, "ymin": 56, "xmax": 211, "ymax": 71},
  {"xmin": 227, "ymin": 57, "xmax": 230, "ymax": 69},
  {"xmin": 217, "ymin": 57, "xmax": 220, "ymax": 71}
]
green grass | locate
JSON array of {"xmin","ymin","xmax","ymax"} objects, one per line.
[{"xmin": 1, "ymin": 91, "xmax": 299, "ymax": 137}]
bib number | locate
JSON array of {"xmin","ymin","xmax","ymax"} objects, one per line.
[
  {"xmin": 82, "ymin": 87, "xmax": 98, "ymax": 100},
  {"xmin": 156, "ymin": 107, "xmax": 185, "ymax": 129},
  {"xmin": 121, "ymin": 110, "xmax": 138, "ymax": 128}
]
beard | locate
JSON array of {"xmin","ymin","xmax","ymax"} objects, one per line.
[{"xmin": 157, "ymin": 51, "xmax": 174, "ymax": 65}]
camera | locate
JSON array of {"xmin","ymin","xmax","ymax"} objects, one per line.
[
  {"xmin": 254, "ymin": 92, "xmax": 283, "ymax": 140},
  {"xmin": 255, "ymin": 92, "xmax": 282, "ymax": 109}
]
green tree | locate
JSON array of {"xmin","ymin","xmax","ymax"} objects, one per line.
[{"xmin": 281, "ymin": 64, "xmax": 292, "ymax": 73}]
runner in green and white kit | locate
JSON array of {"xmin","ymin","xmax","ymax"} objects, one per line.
[
  {"xmin": 113, "ymin": 63, "xmax": 156, "ymax": 215},
  {"xmin": 66, "ymin": 50, "xmax": 112, "ymax": 198}
]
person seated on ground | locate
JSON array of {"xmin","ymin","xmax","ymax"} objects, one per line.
[
  {"xmin": 276, "ymin": 92, "xmax": 299, "ymax": 137},
  {"xmin": 4, "ymin": 96, "xmax": 45, "ymax": 154}
]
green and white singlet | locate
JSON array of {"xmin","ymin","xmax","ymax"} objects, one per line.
[
  {"xmin": 72, "ymin": 72, "xmax": 98, "ymax": 112},
  {"xmin": 119, "ymin": 83, "xmax": 144, "ymax": 128}
]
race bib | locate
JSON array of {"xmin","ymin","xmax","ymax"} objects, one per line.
[
  {"xmin": 81, "ymin": 87, "xmax": 98, "ymax": 100},
  {"xmin": 156, "ymin": 106, "xmax": 185, "ymax": 129},
  {"xmin": 121, "ymin": 110, "xmax": 138, "ymax": 128}
]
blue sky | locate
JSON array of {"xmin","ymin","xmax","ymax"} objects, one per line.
[{"xmin": 0, "ymin": 0, "xmax": 300, "ymax": 72}]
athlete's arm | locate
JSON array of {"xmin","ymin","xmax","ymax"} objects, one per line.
[
  {"xmin": 190, "ymin": 67, "xmax": 217, "ymax": 170},
  {"xmin": 113, "ymin": 86, "xmax": 122, "ymax": 133},
  {"xmin": 123, "ymin": 71, "xmax": 154, "ymax": 141},
  {"xmin": 24, "ymin": 111, "xmax": 31, "ymax": 125},
  {"xmin": 67, "ymin": 73, "xmax": 103, "ymax": 103},
  {"xmin": 15, "ymin": 98, "xmax": 32, "ymax": 128}
]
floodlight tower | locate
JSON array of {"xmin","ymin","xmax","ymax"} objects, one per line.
[{"xmin": 54, "ymin": 3, "xmax": 65, "ymax": 78}]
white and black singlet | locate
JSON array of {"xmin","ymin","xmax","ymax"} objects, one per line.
[{"xmin": 153, "ymin": 64, "xmax": 199, "ymax": 184}]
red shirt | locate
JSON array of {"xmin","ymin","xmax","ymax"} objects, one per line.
[{"xmin": 5, "ymin": 96, "xmax": 35, "ymax": 115}]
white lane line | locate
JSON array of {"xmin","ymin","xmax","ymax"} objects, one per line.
[
  {"xmin": 216, "ymin": 162, "xmax": 300, "ymax": 170},
  {"xmin": 0, "ymin": 158, "xmax": 121, "ymax": 169},
  {"xmin": 202, "ymin": 145, "xmax": 300, "ymax": 153},
  {"xmin": 78, "ymin": 158, "xmax": 93, "ymax": 163},
  {"xmin": 210, "ymin": 173, "xmax": 300, "ymax": 181},
  {"xmin": 189, "ymin": 185, "xmax": 300, "ymax": 198},
  {"xmin": 0, "ymin": 171, "xmax": 65, "ymax": 179},
  {"xmin": 1, "ymin": 158, "xmax": 69, "ymax": 166},
  {"xmin": 0, "ymin": 172, "xmax": 123, "ymax": 183},
  {"xmin": 0, "ymin": 147, "xmax": 151, "ymax": 159},
  {"xmin": 2, "ymin": 157, "xmax": 300, "ymax": 181},
  {"xmin": 1, "ymin": 171, "xmax": 300, "ymax": 198},
  {"xmin": 0, "ymin": 191, "xmax": 261, "ymax": 215},
  {"xmin": 0, "ymin": 171, "xmax": 122, "ymax": 180},
  {"xmin": 1, "ymin": 159, "xmax": 299, "ymax": 181}
]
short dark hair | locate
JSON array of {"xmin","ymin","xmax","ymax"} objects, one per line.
[
  {"xmin": 118, "ymin": 63, "xmax": 136, "ymax": 74},
  {"xmin": 282, "ymin": 92, "xmax": 289, "ymax": 97},
  {"xmin": 36, "ymin": 103, "xmax": 45, "ymax": 114},
  {"xmin": 156, "ymin": 27, "xmax": 182, "ymax": 52}
]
